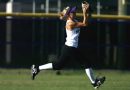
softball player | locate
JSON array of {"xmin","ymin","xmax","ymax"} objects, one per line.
[{"xmin": 31, "ymin": 1, "xmax": 105, "ymax": 89}]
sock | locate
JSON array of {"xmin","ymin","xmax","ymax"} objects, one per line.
[
  {"xmin": 85, "ymin": 68, "xmax": 95, "ymax": 84},
  {"xmin": 39, "ymin": 63, "xmax": 53, "ymax": 70}
]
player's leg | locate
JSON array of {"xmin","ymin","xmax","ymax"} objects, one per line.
[
  {"xmin": 83, "ymin": 59, "xmax": 106, "ymax": 89},
  {"xmin": 31, "ymin": 63, "xmax": 53, "ymax": 80},
  {"xmin": 75, "ymin": 49, "xmax": 95, "ymax": 83},
  {"xmin": 75, "ymin": 49, "xmax": 95, "ymax": 82},
  {"xmin": 85, "ymin": 68, "xmax": 95, "ymax": 84},
  {"xmin": 77, "ymin": 55, "xmax": 96, "ymax": 84},
  {"xmin": 85, "ymin": 68, "xmax": 106, "ymax": 89},
  {"xmin": 76, "ymin": 49, "xmax": 106, "ymax": 89},
  {"xmin": 31, "ymin": 45, "xmax": 72, "ymax": 80},
  {"xmin": 84, "ymin": 57, "xmax": 106, "ymax": 89}
]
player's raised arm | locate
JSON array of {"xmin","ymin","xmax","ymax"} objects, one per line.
[
  {"xmin": 74, "ymin": 1, "xmax": 89, "ymax": 28},
  {"xmin": 82, "ymin": 1, "xmax": 89, "ymax": 26}
]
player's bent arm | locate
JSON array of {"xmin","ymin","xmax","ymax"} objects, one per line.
[
  {"xmin": 75, "ymin": 21, "xmax": 88, "ymax": 27},
  {"xmin": 73, "ymin": 13, "xmax": 89, "ymax": 28},
  {"xmin": 66, "ymin": 20, "xmax": 88, "ymax": 30}
]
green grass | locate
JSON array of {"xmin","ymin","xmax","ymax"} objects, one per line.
[{"xmin": 0, "ymin": 69, "xmax": 130, "ymax": 90}]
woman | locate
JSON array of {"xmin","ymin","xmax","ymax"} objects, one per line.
[{"xmin": 31, "ymin": 1, "xmax": 105, "ymax": 89}]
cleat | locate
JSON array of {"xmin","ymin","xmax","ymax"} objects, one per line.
[
  {"xmin": 31, "ymin": 65, "xmax": 39, "ymax": 80},
  {"xmin": 92, "ymin": 76, "xmax": 106, "ymax": 89}
]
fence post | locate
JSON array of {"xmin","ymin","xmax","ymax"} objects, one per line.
[
  {"xmin": 117, "ymin": 0, "xmax": 127, "ymax": 69},
  {"xmin": 5, "ymin": 0, "xmax": 13, "ymax": 65},
  {"xmin": 45, "ymin": 0, "xmax": 49, "ymax": 13}
]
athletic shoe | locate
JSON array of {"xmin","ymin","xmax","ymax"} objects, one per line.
[
  {"xmin": 92, "ymin": 76, "xmax": 106, "ymax": 89},
  {"xmin": 31, "ymin": 64, "xmax": 39, "ymax": 80}
]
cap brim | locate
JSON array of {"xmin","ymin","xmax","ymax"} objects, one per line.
[{"xmin": 70, "ymin": 6, "xmax": 77, "ymax": 13}]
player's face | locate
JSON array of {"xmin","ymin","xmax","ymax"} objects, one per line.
[{"xmin": 70, "ymin": 12, "xmax": 76, "ymax": 19}]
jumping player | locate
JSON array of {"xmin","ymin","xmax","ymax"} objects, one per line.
[{"xmin": 31, "ymin": 1, "xmax": 105, "ymax": 89}]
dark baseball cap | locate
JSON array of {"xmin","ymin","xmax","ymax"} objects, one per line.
[{"xmin": 65, "ymin": 6, "xmax": 77, "ymax": 16}]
